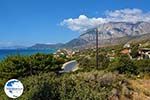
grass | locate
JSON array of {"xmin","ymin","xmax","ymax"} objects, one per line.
[{"xmin": 129, "ymin": 78, "xmax": 150, "ymax": 100}]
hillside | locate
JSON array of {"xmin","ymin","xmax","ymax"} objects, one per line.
[
  {"xmin": 29, "ymin": 43, "xmax": 64, "ymax": 49},
  {"xmin": 1, "ymin": 41, "xmax": 150, "ymax": 99},
  {"xmin": 64, "ymin": 22, "xmax": 150, "ymax": 48},
  {"xmin": 29, "ymin": 22, "xmax": 150, "ymax": 49}
]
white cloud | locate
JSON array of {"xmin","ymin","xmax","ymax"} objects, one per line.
[
  {"xmin": 60, "ymin": 8, "xmax": 150, "ymax": 32},
  {"xmin": 60, "ymin": 15, "xmax": 106, "ymax": 32},
  {"xmin": 105, "ymin": 8, "xmax": 150, "ymax": 23}
]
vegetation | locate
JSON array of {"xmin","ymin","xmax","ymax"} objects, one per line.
[
  {"xmin": 108, "ymin": 54, "xmax": 139, "ymax": 75},
  {"xmin": 0, "ymin": 53, "xmax": 69, "ymax": 79},
  {"xmin": 130, "ymin": 44, "xmax": 139, "ymax": 58},
  {"xmin": 0, "ymin": 43, "xmax": 150, "ymax": 99},
  {"xmin": 0, "ymin": 71, "xmax": 132, "ymax": 100}
]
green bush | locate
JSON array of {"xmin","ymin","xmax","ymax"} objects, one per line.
[
  {"xmin": 130, "ymin": 44, "xmax": 139, "ymax": 58},
  {"xmin": 77, "ymin": 56, "xmax": 96, "ymax": 71},
  {"xmin": 0, "ymin": 53, "xmax": 66, "ymax": 79},
  {"xmin": 134, "ymin": 60, "xmax": 150, "ymax": 74},
  {"xmin": 98, "ymin": 54, "xmax": 110, "ymax": 69},
  {"xmin": 19, "ymin": 71, "xmax": 123, "ymax": 100},
  {"xmin": 108, "ymin": 54, "xmax": 139, "ymax": 75},
  {"xmin": 21, "ymin": 72, "xmax": 60, "ymax": 100},
  {"xmin": 77, "ymin": 53, "xmax": 110, "ymax": 71}
]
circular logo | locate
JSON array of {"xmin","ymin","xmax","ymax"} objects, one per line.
[{"xmin": 4, "ymin": 79, "xmax": 24, "ymax": 98}]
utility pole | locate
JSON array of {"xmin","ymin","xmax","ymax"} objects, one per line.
[{"xmin": 95, "ymin": 28, "xmax": 99, "ymax": 69}]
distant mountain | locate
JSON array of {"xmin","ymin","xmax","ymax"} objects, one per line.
[
  {"xmin": 65, "ymin": 21, "xmax": 150, "ymax": 48},
  {"xmin": 80, "ymin": 21, "xmax": 150, "ymax": 41},
  {"xmin": 29, "ymin": 21, "xmax": 150, "ymax": 49},
  {"xmin": 64, "ymin": 38, "xmax": 88, "ymax": 48},
  {"xmin": 29, "ymin": 43, "xmax": 64, "ymax": 49},
  {"xmin": 0, "ymin": 45, "xmax": 27, "ymax": 49}
]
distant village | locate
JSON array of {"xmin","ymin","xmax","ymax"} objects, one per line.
[
  {"xmin": 53, "ymin": 43, "xmax": 150, "ymax": 62},
  {"xmin": 107, "ymin": 43, "xmax": 150, "ymax": 61},
  {"xmin": 53, "ymin": 48, "xmax": 77, "ymax": 58}
]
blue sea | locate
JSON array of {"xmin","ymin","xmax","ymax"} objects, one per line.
[{"xmin": 0, "ymin": 49, "xmax": 56, "ymax": 60}]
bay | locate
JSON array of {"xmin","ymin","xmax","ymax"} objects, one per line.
[{"xmin": 0, "ymin": 49, "xmax": 56, "ymax": 60}]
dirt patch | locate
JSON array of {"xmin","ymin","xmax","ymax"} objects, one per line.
[{"xmin": 130, "ymin": 79, "xmax": 150, "ymax": 100}]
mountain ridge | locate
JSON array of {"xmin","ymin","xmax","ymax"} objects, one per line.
[{"xmin": 29, "ymin": 21, "xmax": 150, "ymax": 49}]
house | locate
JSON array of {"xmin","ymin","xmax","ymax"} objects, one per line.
[
  {"xmin": 107, "ymin": 50, "xmax": 116, "ymax": 61},
  {"xmin": 138, "ymin": 48, "xmax": 150, "ymax": 60},
  {"xmin": 120, "ymin": 49, "xmax": 132, "ymax": 59},
  {"xmin": 123, "ymin": 43, "xmax": 131, "ymax": 48},
  {"xmin": 120, "ymin": 49, "xmax": 131, "ymax": 54},
  {"xmin": 53, "ymin": 49, "xmax": 75, "ymax": 58}
]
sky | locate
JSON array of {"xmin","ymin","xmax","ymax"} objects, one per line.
[{"xmin": 0, "ymin": 0, "xmax": 150, "ymax": 47}]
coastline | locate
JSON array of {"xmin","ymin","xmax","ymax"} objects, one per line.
[{"xmin": 0, "ymin": 49, "xmax": 56, "ymax": 60}]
